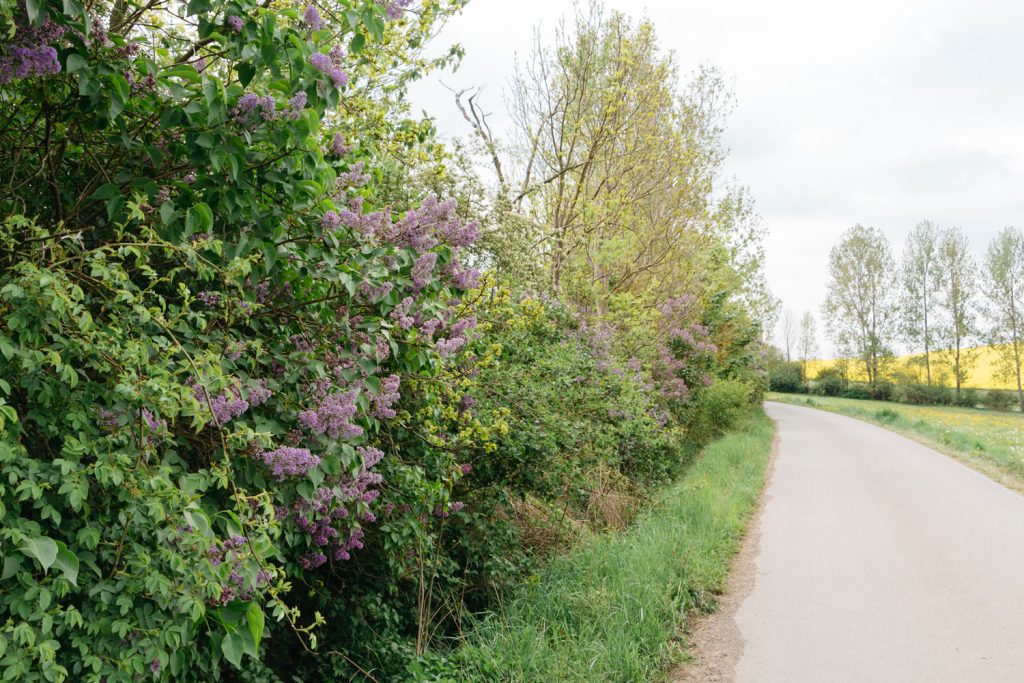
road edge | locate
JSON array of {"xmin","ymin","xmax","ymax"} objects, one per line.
[{"xmin": 668, "ymin": 410, "xmax": 781, "ymax": 682}]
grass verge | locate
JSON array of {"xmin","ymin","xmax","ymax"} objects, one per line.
[
  {"xmin": 443, "ymin": 410, "xmax": 774, "ymax": 682},
  {"xmin": 767, "ymin": 392, "xmax": 1024, "ymax": 492}
]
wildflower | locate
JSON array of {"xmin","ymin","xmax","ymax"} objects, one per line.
[{"xmin": 226, "ymin": 15, "xmax": 243, "ymax": 32}]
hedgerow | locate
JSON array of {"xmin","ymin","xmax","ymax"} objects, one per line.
[{"xmin": 0, "ymin": 0, "xmax": 770, "ymax": 679}]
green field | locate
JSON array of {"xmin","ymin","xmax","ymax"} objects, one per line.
[
  {"xmin": 444, "ymin": 411, "xmax": 775, "ymax": 681},
  {"xmin": 767, "ymin": 392, "xmax": 1024, "ymax": 490}
]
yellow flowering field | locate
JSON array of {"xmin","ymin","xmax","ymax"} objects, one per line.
[{"xmin": 806, "ymin": 345, "xmax": 1021, "ymax": 390}]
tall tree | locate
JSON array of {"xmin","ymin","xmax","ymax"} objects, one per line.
[
  {"xmin": 778, "ymin": 308, "xmax": 797, "ymax": 362},
  {"xmin": 899, "ymin": 220, "xmax": 942, "ymax": 385},
  {"xmin": 983, "ymin": 227, "xmax": 1024, "ymax": 411},
  {"xmin": 823, "ymin": 225, "xmax": 897, "ymax": 384},
  {"xmin": 798, "ymin": 311, "xmax": 818, "ymax": 378},
  {"xmin": 935, "ymin": 226, "xmax": 977, "ymax": 401}
]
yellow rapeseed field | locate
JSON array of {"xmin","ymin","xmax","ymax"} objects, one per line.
[{"xmin": 806, "ymin": 345, "xmax": 1022, "ymax": 390}]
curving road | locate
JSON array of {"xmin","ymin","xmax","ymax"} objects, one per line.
[{"xmin": 728, "ymin": 402, "xmax": 1024, "ymax": 682}]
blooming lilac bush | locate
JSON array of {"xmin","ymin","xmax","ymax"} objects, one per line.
[{"xmin": 0, "ymin": 0, "xmax": 479, "ymax": 679}]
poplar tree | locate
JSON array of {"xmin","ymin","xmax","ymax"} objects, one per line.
[
  {"xmin": 984, "ymin": 227, "xmax": 1024, "ymax": 411},
  {"xmin": 935, "ymin": 226, "xmax": 977, "ymax": 401},
  {"xmin": 899, "ymin": 220, "xmax": 942, "ymax": 385},
  {"xmin": 823, "ymin": 225, "xmax": 897, "ymax": 384}
]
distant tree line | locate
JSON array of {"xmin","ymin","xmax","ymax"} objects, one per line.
[{"xmin": 816, "ymin": 222, "xmax": 1024, "ymax": 411}]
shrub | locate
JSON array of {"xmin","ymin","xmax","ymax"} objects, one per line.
[
  {"xmin": 840, "ymin": 384, "xmax": 873, "ymax": 400},
  {"xmin": 892, "ymin": 383, "xmax": 954, "ymax": 406},
  {"xmin": 687, "ymin": 379, "xmax": 753, "ymax": 443},
  {"xmin": 813, "ymin": 367, "xmax": 846, "ymax": 396},
  {"xmin": 768, "ymin": 361, "xmax": 805, "ymax": 393},
  {"xmin": 982, "ymin": 389, "xmax": 1017, "ymax": 411}
]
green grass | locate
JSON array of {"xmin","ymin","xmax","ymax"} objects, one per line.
[
  {"xmin": 445, "ymin": 411, "xmax": 774, "ymax": 682},
  {"xmin": 767, "ymin": 392, "xmax": 1024, "ymax": 490}
]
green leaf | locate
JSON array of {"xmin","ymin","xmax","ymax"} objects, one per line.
[
  {"xmin": 350, "ymin": 33, "xmax": 366, "ymax": 54},
  {"xmin": 108, "ymin": 73, "xmax": 130, "ymax": 105},
  {"xmin": 20, "ymin": 536, "xmax": 59, "ymax": 572},
  {"xmin": 186, "ymin": 202, "xmax": 213, "ymax": 234},
  {"xmin": 66, "ymin": 53, "xmax": 88, "ymax": 74},
  {"xmin": 237, "ymin": 62, "xmax": 256, "ymax": 87},
  {"xmin": 161, "ymin": 64, "xmax": 201, "ymax": 82},
  {"xmin": 221, "ymin": 630, "xmax": 245, "ymax": 667},
  {"xmin": 246, "ymin": 603, "xmax": 264, "ymax": 651},
  {"xmin": 62, "ymin": 0, "xmax": 84, "ymax": 17},
  {"xmin": 53, "ymin": 542, "xmax": 80, "ymax": 587},
  {"xmin": 26, "ymin": 0, "xmax": 45, "ymax": 24},
  {"xmin": 88, "ymin": 183, "xmax": 120, "ymax": 201}
]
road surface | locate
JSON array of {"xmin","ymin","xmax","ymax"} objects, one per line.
[{"xmin": 709, "ymin": 401, "xmax": 1024, "ymax": 682}]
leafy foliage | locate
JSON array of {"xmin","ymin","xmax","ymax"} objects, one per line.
[{"xmin": 0, "ymin": 0, "xmax": 771, "ymax": 679}]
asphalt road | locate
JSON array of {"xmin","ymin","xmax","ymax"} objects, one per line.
[{"xmin": 732, "ymin": 401, "xmax": 1024, "ymax": 682}]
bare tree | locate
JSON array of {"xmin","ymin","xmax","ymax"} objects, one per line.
[
  {"xmin": 823, "ymin": 225, "xmax": 897, "ymax": 384},
  {"xmin": 983, "ymin": 226, "xmax": 1024, "ymax": 411},
  {"xmin": 778, "ymin": 308, "xmax": 797, "ymax": 362},
  {"xmin": 797, "ymin": 311, "xmax": 818, "ymax": 377}
]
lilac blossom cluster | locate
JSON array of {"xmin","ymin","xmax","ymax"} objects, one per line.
[
  {"xmin": 303, "ymin": 4, "xmax": 325, "ymax": 30},
  {"xmin": 385, "ymin": 0, "xmax": 414, "ymax": 20},
  {"xmin": 309, "ymin": 49, "xmax": 347, "ymax": 88},
  {"xmin": 370, "ymin": 375, "xmax": 400, "ymax": 419},
  {"xmin": 258, "ymin": 446, "xmax": 320, "ymax": 480},
  {"xmin": 207, "ymin": 535, "xmax": 271, "ymax": 604},
  {"xmin": 191, "ymin": 378, "xmax": 270, "ymax": 425},
  {"xmin": 231, "ymin": 93, "xmax": 276, "ymax": 124},
  {"xmin": 0, "ymin": 21, "xmax": 64, "ymax": 85},
  {"xmin": 299, "ymin": 389, "xmax": 363, "ymax": 439}
]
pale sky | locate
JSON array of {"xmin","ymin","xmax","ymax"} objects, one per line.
[{"xmin": 407, "ymin": 0, "xmax": 1024, "ymax": 357}]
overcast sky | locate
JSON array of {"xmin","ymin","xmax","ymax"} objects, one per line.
[{"xmin": 407, "ymin": 0, "xmax": 1024, "ymax": 357}]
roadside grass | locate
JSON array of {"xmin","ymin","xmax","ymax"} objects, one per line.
[
  {"xmin": 446, "ymin": 410, "xmax": 774, "ymax": 682},
  {"xmin": 767, "ymin": 392, "xmax": 1024, "ymax": 491}
]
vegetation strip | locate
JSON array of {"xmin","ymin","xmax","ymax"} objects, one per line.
[
  {"xmin": 768, "ymin": 393, "xmax": 1024, "ymax": 492},
  {"xmin": 442, "ymin": 411, "xmax": 775, "ymax": 682}
]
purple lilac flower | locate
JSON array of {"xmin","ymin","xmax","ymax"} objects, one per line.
[
  {"xmin": 183, "ymin": 172, "xmax": 196, "ymax": 184},
  {"xmin": 390, "ymin": 297, "xmax": 415, "ymax": 329},
  {"xmin": 410, "ymin": 252, "xmax": 438, "ymax": 290},
  {"xmin": 299, "ymin": 390, "xmax": 363, "ymax": 439},
  {"xmin": 330, "ymin": 132, "xmax": 352, "ymax": 156},
  {"xmin": 385, "ymin": 0, "xmax": 413, "ymax": 20},
  {"xmin": 434, "ymin": 336, "xmax": 466, "ymax": 357},
  {"xmin": 0, "ymin": 44, "xmax": 61, "ymax": 85},
  {"xmin": 285, "ymin": 90, "xmax": 307, "ymax": 119},
  {"xmin": 139, "ymin": 408, "xmax": 166, "ymax": 432},
  {"xmin": 303, "ymin": 4, "xmax": 325, "ymax": 30},
  {"xmin": 459, "ymin": 463, "xmax": 473, "ymax": 475},
  {"xmin": 308, "ymin": 51, "xmax": 348, "ymax": 88},
  {"xmin": 259, "ymin": 446, "xmax": 320, "ymax": 479},
  {"xmin": 321, "ymin": 211, "xmax": 341, "ymax": 230},
  {"xmin": 151, "ymin": 659, "xmax": 161, "ymax": 673},
  {"xmin": 370, "ymin": 374, "xmax": 400, "ymax": 419},
  {"xmin": 300, "ymin": 552, "xmax": 327, "ymax": 569},
  {"xmin": 98, "ymin": 408, "xmax": 118, "ymax": 430},
  {"xmin": 226, "ymin": 15, "xmax": 243, "ymax": 32},
  {"xmin": 249, "ymin": 379, "xmax": 272, "ymax": 406},
  {"xmin": 336, "ymin": 162, "xmax": 370, "ymax": 189},
  {"xmin": 458, "ymin": 395, "xmax": 475, "ymax": 416},
  {"xmin": 357, "ymin": 445, "xmax": 385, "ymax": 469}
]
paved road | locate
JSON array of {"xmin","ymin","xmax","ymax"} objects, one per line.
[{"xmin": 734, "ymin": 402, "xmax": 1024, "ymax": 682}]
